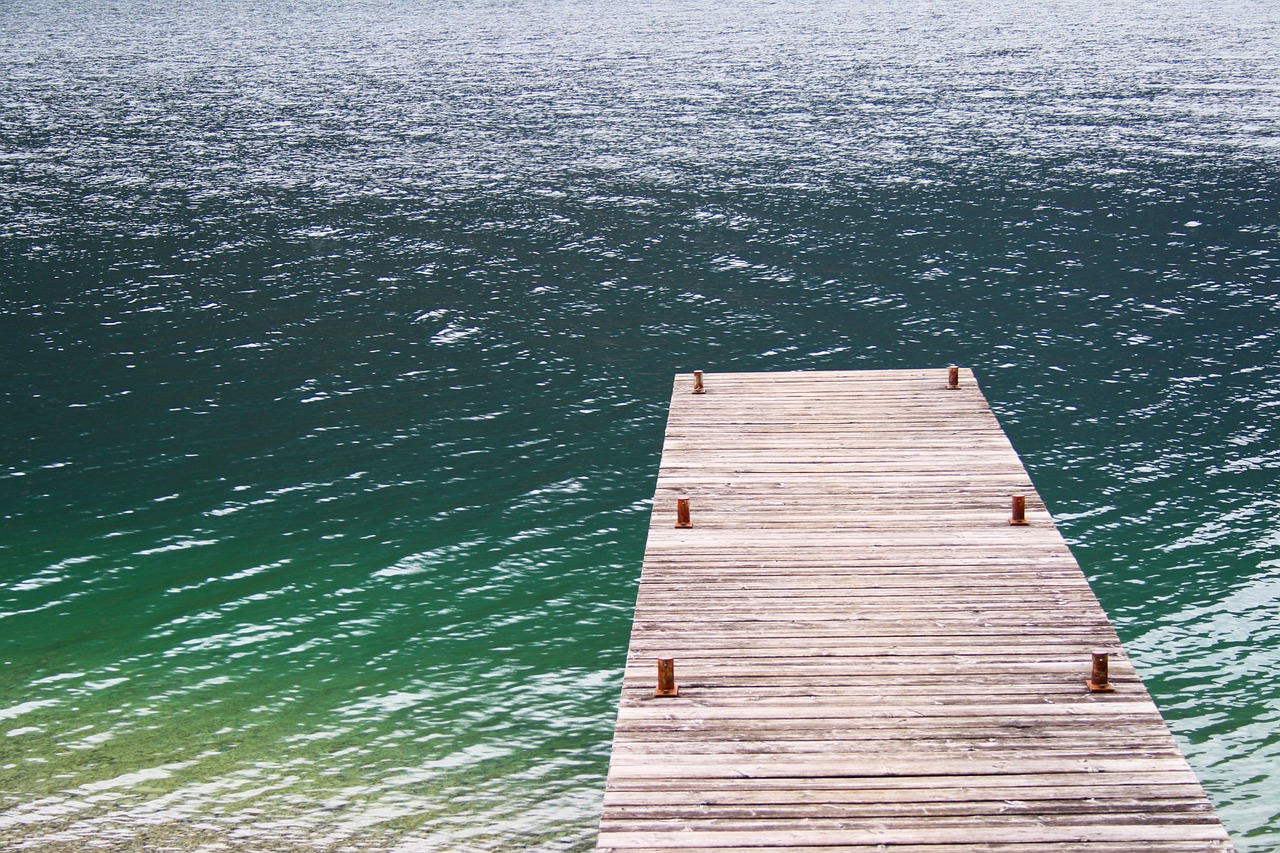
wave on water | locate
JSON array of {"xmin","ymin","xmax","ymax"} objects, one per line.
[{"xmin": 2, "ymin": 0, "xmax": 1279, "ymax": 849}]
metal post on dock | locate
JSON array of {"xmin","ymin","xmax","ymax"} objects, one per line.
[
  {"xmin": 1088, "ymin": 650, "xmax": 1115, "ymax": 692},
  {"xmin": 655, "ymin": 658, "xmax": 678, "ymax": 697},
  {"xmin": 1010, "ymin": 495, "xmax": 1028, "ymax": 525},
  {"xmin": 675, "ymin": 498, "xmax": 692, "ymax": 528}
]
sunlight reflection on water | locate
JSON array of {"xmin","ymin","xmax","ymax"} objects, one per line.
[{"xmin": 2, "ymin": 0, "xmax": 1279, "ymax": 849}]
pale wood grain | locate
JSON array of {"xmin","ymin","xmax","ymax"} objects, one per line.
[{"xmin": 594, "ymin": 369, "xmax": 1231, "ymax": 851}]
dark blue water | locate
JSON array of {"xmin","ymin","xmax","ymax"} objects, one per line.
[{"xmin": 2, "ymin": 0, "xmax": 1278, "ymax": 849}]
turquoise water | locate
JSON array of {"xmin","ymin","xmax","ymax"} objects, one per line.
[{"xmin": 2, "ymin": 0, "xmax": 1278, "ymax": 849}]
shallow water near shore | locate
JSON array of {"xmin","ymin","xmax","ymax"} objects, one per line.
[{"xmin": 2, "ymin": 0, "xmax": 1279, "ymax": 849}]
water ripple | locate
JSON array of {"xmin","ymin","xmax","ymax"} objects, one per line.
[{"xmin": 3, "ymin": 0, "xmax": 1279, "ymax": 849}]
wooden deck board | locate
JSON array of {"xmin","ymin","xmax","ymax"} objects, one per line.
[{"xmin": 596, "ymin": 369, "xmax": 1231, "ymax": 851}]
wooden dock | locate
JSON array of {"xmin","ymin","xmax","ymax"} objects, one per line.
[{"xmin": 596, "ymin": 368, "xmax": 1232, "ymax": 852}]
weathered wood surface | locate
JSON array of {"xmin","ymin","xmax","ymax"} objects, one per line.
[{"xmin": 596, "ymin": 369, "xmax": 1232, "ymax": 851}]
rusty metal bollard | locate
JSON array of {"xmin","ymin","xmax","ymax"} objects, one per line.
[
  {"xmin": 675, "ymin": 498, "xmax": 692, "ymax": 529},
  {"xmin": 692, "ymin": 370, "xmax": 705, "ymax": 394},
  {"xmin": 947, "ymin": 366, "xmax": 960, "ymax": 389},
  {"xmin": 655, "ymin": 658, "xmax": 679, "ymax": 697},
  {"xmin": 1010, "ymin": 495, "xmax": 1029, "ymax": 526},
  {"xmin": 1087, "ymin": 651, "xmax": 1115, "ymax": 692}
]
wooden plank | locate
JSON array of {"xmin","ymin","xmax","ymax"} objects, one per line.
[
  {"xmin": 603, "ymin": 779, "xmax": 1207, "ymax": 801},
  {"xmin": 601, "ymin": 769, "xmax": 1206, "ymax": 794},
  {"xmin": 599, "ymin": 840, "xmax": 1228, "ymax": 845},
  {"xmin": 597, "ymin": 824, "xmax": 1232, "ymax": 849},
  {"xmin": 595, "ymin": 369, "xmax": 1232, "ymax": 851}
]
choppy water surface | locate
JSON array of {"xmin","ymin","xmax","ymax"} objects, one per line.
[{"xmin": 2, "ymin": 0, "xmax": 1278, "ymax": 849}]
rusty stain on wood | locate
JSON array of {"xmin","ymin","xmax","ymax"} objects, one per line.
[{"xmin": 595, "ymin": 368, "xmax": 1232, "ymax": 852}]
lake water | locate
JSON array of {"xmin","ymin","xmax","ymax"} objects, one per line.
[{"xmin": 2, "ymin": 0, "xmax": 1278, "ymax": 849}]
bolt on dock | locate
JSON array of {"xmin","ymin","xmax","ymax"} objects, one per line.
[{"xmin": 596, "ymin": 368, "xmax": 1232, "ymax": 852}]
